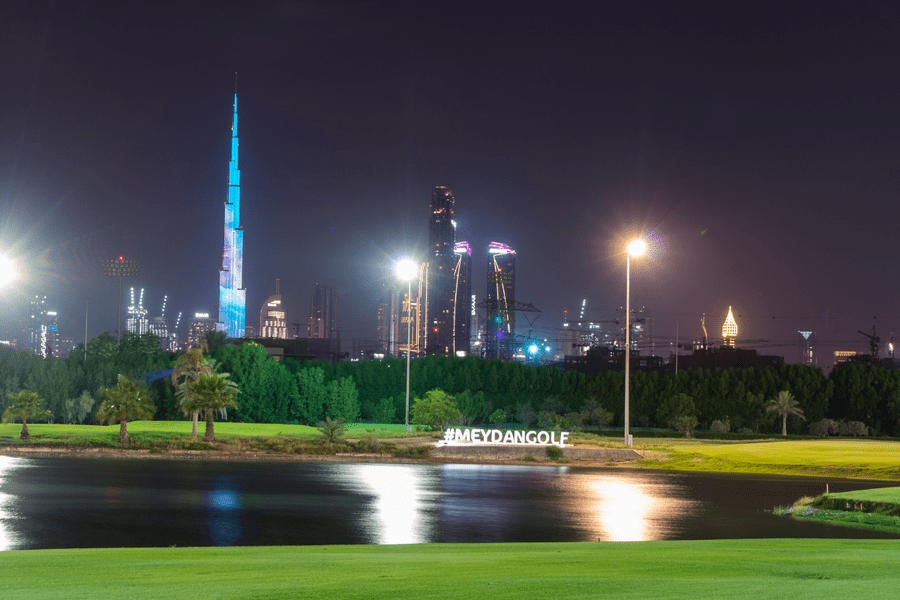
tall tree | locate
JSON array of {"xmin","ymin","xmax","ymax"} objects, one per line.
[
  {"xmin": 181, "ymin": 371, "xmax": 239, "ymax": 442},
  {"xmin": 766, "ymin": 390, "xmax": 806, "ymax": 436},
  {"xmin": 171, "ymin": 342, "xmax": 215, "ymax": 437},
  {"xmin": 96, "ymin": 374, "xmax": 156, "ymax": 444},
  {"xmin": 3, "ymin": 390, "xmax": 51, "ymax": 439}
]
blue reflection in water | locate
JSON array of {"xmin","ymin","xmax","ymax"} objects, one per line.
[{"xmin": 206, "ymin": 476, "xmax": 244, "ymax": 546}]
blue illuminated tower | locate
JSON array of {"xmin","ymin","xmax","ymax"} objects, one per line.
[{"xmin": 217, "ymin": 94, "xmax": 246, "ymax": 338}]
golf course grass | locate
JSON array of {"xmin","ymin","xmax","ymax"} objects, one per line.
[
  {"xmin": 635, "ymin": 438, "xmax": 900, "ymax": 480},
  {"xmin": 3, "ymin": 539, "xmax": 899, "ymax": 600}
]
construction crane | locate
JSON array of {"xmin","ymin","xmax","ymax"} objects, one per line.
[{"xmin": 858, "ymin": 326, "xmax": 880, "ymax": 357}]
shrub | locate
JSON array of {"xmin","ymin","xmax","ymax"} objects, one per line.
[
  {"xmin": 392, "ymin": 445, "xmax": 431, "ymax": 459},
  {"xmin": 809, "ymin": 420, "xmax": 833, "ymax": 437},
  {"xmin": 488, "ymin": 408, "xmax": 507, "ymax": 425},
  {"xmin": 838, "ymin": 421, "xmax": 868, "ymax": 437},
  {"xmin": 356, "ymin": 432, "xmax": 381, "ymax": 452},
  {"xmin": 672, "ymin": 415, "xmax": 698, "ymax": 438},
  {"xmin": 737, "ymin": 427, "xmax": 753, "ymax": 434},
  {"xmin": 317, "ymin": 416, "xmax": 347, "ymax": 442},
  {"xmin": 709, "ymin": 420, "xmax": 729, "ymax": 434},
  {"xmin": 545, "ymin": 445, "xmax": 564, "ymax": 460}
]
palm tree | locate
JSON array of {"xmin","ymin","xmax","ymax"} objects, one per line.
[
  {"xmin": 203, "ymin": 330, "xmax": 229, "ymax": 353},
  {"xmin": 97, "ymin": 374, "xmax": 156, "ymax": 444},
  {"xmin": 181, "ymin": 371, "xmax": 239, "ymax": 442},
  {"xmin": 766, "ymin": 390, "xmax": 806, "ymax": 436},
  {"xmin": 3, "ymin": 390, "xmax": 51, "ymax": 440},
  {"xmin": 171, "ymin": 342, "xmax": 216, "ymax": 437}
]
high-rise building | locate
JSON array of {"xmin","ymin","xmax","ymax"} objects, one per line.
[
  {"xmin": 260, "ymin": 280, "xmax": 287, "ymax": 339},
  {"xmin": 722, "ymin": 306, "xmax": 738, "ymax": 347},
  {"xmin": 375, "ymin": 296, "xmax": 392, "ymax": 355},
  {"xmin": 452, "ymin": 241, "xmax": 472, "ymax": 355},
  {"xmin": 426, "ymin": 185, "xmax": 456, "ymax": 355},
  {"xmin": 126, "ymin": 287, "xmax": 149, "ymax": 335},
  {"xmin": 218, "ymin": 94, "xmax": 247, "ymax": 339},
  {"xmin": 21, "ymin": 295, "xmax": 60, "ymax": 358},
  {"xmin": 485, "ymin": 242, "xmax": 516, "ymax": 360},
  {"xmin": 307, "ymin": 284, "xmax": 338, "ymax": 339},
  {"xmin": 187, "ymin": 312, "xmax": 217, "ymax": 347}
]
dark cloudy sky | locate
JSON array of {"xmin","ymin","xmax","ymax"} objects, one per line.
[{"xmin": 2, "ymin": 1, "xmax": 899, "ymax": 368}]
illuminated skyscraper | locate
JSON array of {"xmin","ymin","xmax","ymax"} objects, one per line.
[
  {"xmin": 260, "ymin": 280, "xmax": 287, "ymax": 339},
  {"xmin": 126, "ymin": 287, "xmax": 149, "ymax": 335},
  {"xmin": 307, "ymin": 284, "xmax": 338, "ymax": 339},
  {"xmin": 426, "ymin": 185, "xmax": 456, "ymax": 354},
  {"xmin": 485, "ymin": 242, "xmax": 516, "ymax": 360},
  {"xmin": 452, "ymin": 241, "xmax": 472, "ymax": 354},
  {"xmin": 218, "ymin": 94, "xmax": 246, "ymax": 339},
  {"xmin": 722, "ymin": 306, "xmax": 738, "ymax": 347}
]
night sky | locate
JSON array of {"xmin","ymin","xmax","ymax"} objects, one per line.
[{"xmin": 2, "ymin": 1, "xmax": 899, "ymax": 369}]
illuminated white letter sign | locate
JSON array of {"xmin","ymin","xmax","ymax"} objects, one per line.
[{"xmin": 440, "ymin": 428, "xmax": 569, "ymax": 448}]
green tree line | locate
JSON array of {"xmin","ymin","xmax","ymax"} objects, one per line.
[{"xmin": 3, "ymin": 333, "xmax": 900, "ymax": 436}]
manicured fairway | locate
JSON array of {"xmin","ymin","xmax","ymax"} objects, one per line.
[
  {"xmin": 1, "ymin": 539, "xmax": 898, "ymax": 600},
  {"xmin": 823, "ymin": 486, "xmax": 900, "ymax": 503},
  {"xmin": 639, "ymin": 439, "xmax": 900, "ymax": 480}
]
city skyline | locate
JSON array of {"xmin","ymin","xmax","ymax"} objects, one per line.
[{"xmin": 2, "ymin": 1, "xmax": 899, "ymax": 367}]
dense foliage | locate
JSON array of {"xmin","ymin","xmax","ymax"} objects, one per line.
[{"xmin": 5, "ymin": 333, "xmax": 900, "ymax": 436}]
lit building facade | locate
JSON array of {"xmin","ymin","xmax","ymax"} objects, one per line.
[
  {"xmin": 722, "ymin": 306, "xmax": 738, "ymax": 347},
  {"xmin": 260, "ymin": 280, "xmax": 287, "ymax": 339},
  {"xmin": 307, "ymin": 284, "xmax": 338, "ymax": 339},
  {"xmin": 218, "ymin": 94, "xmax": 247, "ymax": 339},
  {"xmin": 426, "ymin": 185, "xmax": 456, "ymax": 355},
  {"xmin": 375, "ymin": 297, "xmax": 392, "ymax": 355},
  {"xmin": 187, "ymin": 313, "xmax": 217, "ymax": 347},
  {"xmin": 452, "ymin": 241, "xmax": 472, "ymax": 355},
  {"xmin": 126, "ymin": 287, "xmax": 149, "ymax": 336},
  {"xmin": 485, "ymin": 242, "xmax": 516, "ymax": 360}
]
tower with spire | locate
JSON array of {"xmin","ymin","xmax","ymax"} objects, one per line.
[
  {"xmin": 218, "ymin": 94, "xmax": 247, "ymax": 339},
  {"xmin": 722, "ymin": 306, "xmax": 738, "ymax": 347}
]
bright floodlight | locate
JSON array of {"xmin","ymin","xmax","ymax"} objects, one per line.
[
  {"xmin": 395, "ymin": 258, "xmax": 417, "ymax": 282},
  {"xmin": 627, "ymin": 239, "xmax": 646, "ymax": 257},
  {"xmin": 0, "ymin": 255, "xmax": 15, "ymax": 288}
]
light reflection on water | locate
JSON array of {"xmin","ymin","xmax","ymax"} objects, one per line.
[
  {"xmin": 0, "ymin": 457, "xmax": 897, "ymax": 550},
  {"xmin": 564, "ymin": 475, "xmax": 695, "ymax": 542},
  {"xmin": 0, "ymin": 456, "xmax": 26, "ymax": 551}
]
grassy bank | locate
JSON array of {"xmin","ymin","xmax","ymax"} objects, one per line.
[
  {"xmin": 0, "ymin": 422, "xmax": 435, "ymax": 458},
  {"xmin": 775, "ymin": 486, "xmax": 900, "ymax": 534},
  {"xmin": 2, "ymin": 539, "xmax": 898, "ymax": 600},
  {"xmin": 5, "ymin": 424, "xmax": 900, "ymax": 482}
]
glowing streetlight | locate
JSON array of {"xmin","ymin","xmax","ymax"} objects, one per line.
[
  {"xmin": 395, "ymin": 258, "xmax": 417, "ymax": 432},
  {"xmin": 624, "ymin": 239, "xmax": 645, "ymax": 447}
]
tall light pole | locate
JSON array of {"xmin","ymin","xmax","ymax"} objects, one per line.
[
  {"xmin": 102, "ymin": 257, "xmax": 140, "ymax": 342},
  {"xmin": 624, "ymin": 239, "xmax": 646, "ymax": 447},
  {"xmin": 395, "ymin": 258, "xmax": 418, "ymax": 432}
]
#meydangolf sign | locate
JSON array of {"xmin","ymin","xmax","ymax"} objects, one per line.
[{"xmin": 440, "ymin": 427, "xmax": 569, "ymax": 448}]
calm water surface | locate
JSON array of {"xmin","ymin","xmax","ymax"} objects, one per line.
[{"xmin": 0, "ymin": 456, "xmax": 897, "ymax": 550}]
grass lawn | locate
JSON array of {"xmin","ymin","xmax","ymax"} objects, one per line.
[
  {"xmin": 822, "ymin": 486, "xmax": 900, "ymax": 503},
  {"xmin": 1, "ymin": 539, "xmax": 899, "ymax": 600},
  {"xmin": 0, "ymin": 421, "xmax": 435, "ymax": 446},
  {"xmin": 633, "ymin": 438, "xmax": 900, "ymax": 480}
]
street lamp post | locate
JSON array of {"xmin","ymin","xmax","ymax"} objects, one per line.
[
  {"xmin": 624, "ymin": 239, "xmax": 646, "ymax": 448},
  {"xmin": 395, "ymin": 258, "xmax": 418, "ymax": 432}
]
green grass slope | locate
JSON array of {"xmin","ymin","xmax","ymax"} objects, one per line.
[{"xmin": 2, "ymin": 539, "xmax": 899, "ymax": 600}]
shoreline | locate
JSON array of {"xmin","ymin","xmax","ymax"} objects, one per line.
[{"xmin": 0, "ymin": 443, "xmax": 649, "ymax": 469}]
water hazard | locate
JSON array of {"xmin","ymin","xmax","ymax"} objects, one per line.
[{"xmin": 0, "ymin": 455, "xmax": 897, "ymax": 550}]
